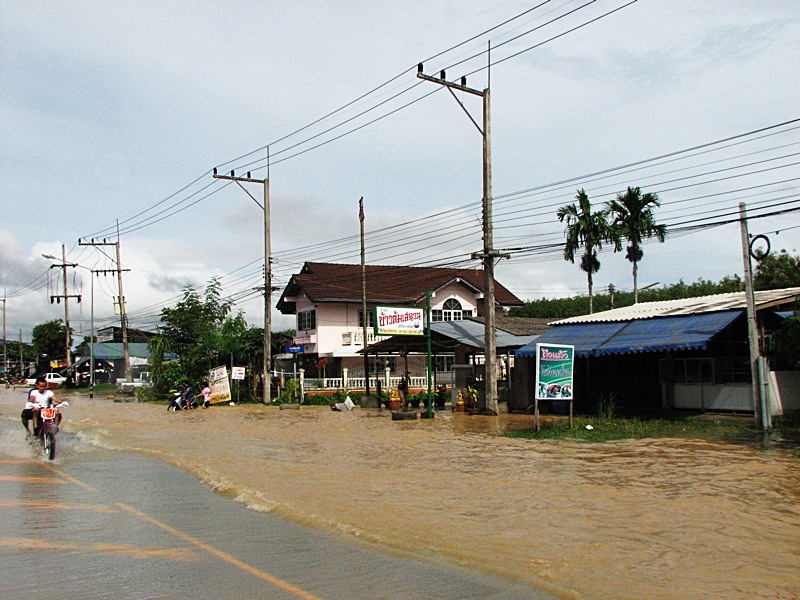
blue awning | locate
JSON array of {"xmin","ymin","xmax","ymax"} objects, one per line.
[{"xmin": 516, "ymin": 310, "xmax": 743, "ymax": 358}]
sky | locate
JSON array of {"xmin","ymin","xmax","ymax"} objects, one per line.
[{"xmin": 2, "ymin": 0, "xmax": 799, "ymax": 347}]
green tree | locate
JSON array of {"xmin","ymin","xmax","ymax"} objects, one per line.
[
  {"xmin": 754, "ymin": 249, "xmax": 800, "ymax": 290},
  {"xmin": 606, "ymin": 186, "xmax": 667, "ymax": 303},
  {"xmin": 767, "ymin": 315, "xmax": 800, "ymax": 370},
  {"xmin": 557, "ymin": 189, "xmax": 611, "ymax": 314},
  {"xmin": 157, "ymin": 278, "xmax": 232, "ymax": 387},
  {"xmin": 31, "ymin": 319, "xmax": 71, "ymax": 362}
]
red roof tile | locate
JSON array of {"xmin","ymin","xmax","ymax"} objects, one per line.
[{"xmin": 277, "ymin": 262, "xmax": 523, "ymax": 313}]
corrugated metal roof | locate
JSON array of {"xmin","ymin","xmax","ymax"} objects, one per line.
[
  {"xmin": 551, "ymin": 287, "xmax": 800, "ymax": 325},
  {"xmin": 517, "ymin": 310, "xmax": 743, "ymax": 357},
  {"xmin": 361, "ymin": 319, "xmax": 538, "ymax": 355},
  {"xmin": 87, "ymin": 342, "xmax": 152, "ymax": 360}
]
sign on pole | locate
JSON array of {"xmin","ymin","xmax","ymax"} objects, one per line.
[
  {"xmin": 534, "ymin": 343, "xmax": 575, "ymax": 431},
  {"xmin": 231, "ymin": 366, "xmax": 246, "ymax": 381},
  {"xmin": 373, "ymin": 306, "xmax": 425, "ymax": 336},
  {"xmin": 208, "ymin": 365, "xmax": 232, "ymax": 405}
]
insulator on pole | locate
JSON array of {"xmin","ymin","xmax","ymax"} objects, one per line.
[
  {"xmin": 418, "ymin": 63, "xmax": 423, "ymax": 73},
  {"xmin": 440, "ymin": 70, "xmax": 446, "ymax": 80}
]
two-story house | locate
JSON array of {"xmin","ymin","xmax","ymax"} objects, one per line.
[{"xmin": 276, "ymin": 262, "xmax": 523, "ymax": 379}]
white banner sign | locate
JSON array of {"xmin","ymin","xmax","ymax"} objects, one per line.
[
  {"xmin": 231, "ymin": 366, "xmax": 246, "ymax": 380},
  {"xmin": 373, "ymin": 306, "xmax": 425, "ymax": 336},
  {"xmin": 208, "ymin": 365, "xmax": 231, "ymax": 404}
]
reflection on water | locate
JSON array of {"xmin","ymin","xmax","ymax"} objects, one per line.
[{"xmin": 4, "ymin": 392, "xmax": 799, "ymax": 600}]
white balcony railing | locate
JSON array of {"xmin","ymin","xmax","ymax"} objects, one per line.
[{"xmin": 341, "ymin": 330, "xmax": 391, "ymax": 346}]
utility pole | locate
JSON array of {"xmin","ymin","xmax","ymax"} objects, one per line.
[
  {"xmin": 43, "ymin": 245, "xmax": 81, "ymax": 369},
  {"xmin": 418, "ymin": 64, "xmax": 509, "ymax": 415},
  {"xmin": 2, "ymin": 293, "xmax": 6, "ymax": 386},
  {"xmin": 738, "ymin": 203, "xmax": 769, "ymax": 431},
  {"xmin": 359, "ymin": 197, "xmax": 370, "ymax": 397},
  {"xmin": 213, "ymin": 167, "xmax": 272, "ymax": 404},
  {"xmin": 78, "ymin": 239, "xmax": 132, "ymax": 381}
]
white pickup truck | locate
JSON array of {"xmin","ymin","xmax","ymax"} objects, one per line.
[
  {"xmin": 116, "ymin": 372, "xmax": 153, "ymax": 394},
  {"xmin": 25, "ymin": 372, "xmax": 67, "ymax": 387}
]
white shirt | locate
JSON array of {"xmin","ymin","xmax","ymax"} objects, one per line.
[{"xmin": 28, "ymin": 389, "xmax": 54, "ymax": 408}]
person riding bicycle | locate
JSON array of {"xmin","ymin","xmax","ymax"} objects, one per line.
[{"xmin": 22, "ymin": 377, "xmax": 68, "ymax": 436}]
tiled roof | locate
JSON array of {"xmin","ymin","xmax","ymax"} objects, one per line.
[
  {"xmin": 468, "ymin": 315, "xmax": 552, "ymax": 335},
  {"xmin": 277, "ymin": 262, "xmax": 523, "ymax": 313},
  {"xmin": 551, "ymin": 287, "xmax": 800, "ymax": 324}
]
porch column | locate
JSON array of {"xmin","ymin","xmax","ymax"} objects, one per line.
[{"xmin": 298, "ymin": 368, "xmax": 305, "ymax": 404}]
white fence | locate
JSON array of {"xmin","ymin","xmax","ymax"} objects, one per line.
[{"xmin": 299, "ymin": 367, "xmax": 453, "ymax": 391}]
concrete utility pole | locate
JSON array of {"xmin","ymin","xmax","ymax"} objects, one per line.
[
  {"xmin": 213, "ymin": 168, "xmax": 272, "ymax": 404},
  {"xmin": 738, "ymin": 203, "xmax": 769, "ymax": 431},
  {"xmin": 43, "ymin": 245, "xmax": 80, "ymax": 369},
  {"xmin": 77, "ymin": 239, "xmax": 132, "ymax": 381},
  {"xmin": 359, "ymin": 197, "xmax": 370, "ymax": 397},
  {"xmin": 418, "ymin": 65, "xmax": 509, "ymax": 415},
  {"xmin": 2, "ymin": 293, "xmax": 6, "ymax": 384}
]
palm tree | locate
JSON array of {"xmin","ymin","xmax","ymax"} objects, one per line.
[
  {"xmin": 557, "ymin": 189, "xmax": 610, "ymax": 314},
  {"xmin": 606, "ymin": 186, "xmax": 667, "ymax": 303}
]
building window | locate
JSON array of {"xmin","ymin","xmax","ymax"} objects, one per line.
[
  {"xmin": 432, "ymin": 298, "xmax": 469, "ymax": 322},
  {"xmin": 297, "ymin": 310, "xmax": 316, "ymax": 331},
  {"xmin": 434, "ymin": 355, "xmax": 455, "ymax": 372},
  {"xmin": 358, "ymin": 310, "xmax": 374, "ymax": 329}
]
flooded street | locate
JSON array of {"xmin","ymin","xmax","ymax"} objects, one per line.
[{"xmin": 2, "ymin": 388, "xmax": 798, "ymax": 599}]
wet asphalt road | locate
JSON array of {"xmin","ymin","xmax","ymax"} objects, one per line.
[{"xmin": 0, "ymin": 425, "xmax": 553, "ymax": 600}]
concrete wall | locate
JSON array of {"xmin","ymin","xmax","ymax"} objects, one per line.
[
  {"xmin": 768, "ymin": 371, "xmax": 800, "ymax": 414},
  {"xmin": 672, "ymin": 383, "xmax": 752, "ymax": 412}
]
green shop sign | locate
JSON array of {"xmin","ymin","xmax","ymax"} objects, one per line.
[{"xmin": 535, "ymin": 343, "xmax": 575, "ymax": 400}]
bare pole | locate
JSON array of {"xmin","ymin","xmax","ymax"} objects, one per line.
[{"xmin": 213, "ymin": 165, "xmax": 271, "ymax": 404}]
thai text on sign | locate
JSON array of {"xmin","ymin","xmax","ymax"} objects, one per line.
[
  {"xmin": 373, "ymin": 306, "xmax": 425, "ymax": 336},
  {"xmin": 208, "ymin": 365, "xmax": 232, "ymax": 404}
]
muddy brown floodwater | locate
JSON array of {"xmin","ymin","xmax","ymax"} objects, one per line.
[{"xmin": 2, "ymin": 389, "xmax": 798, "ymax": 599}]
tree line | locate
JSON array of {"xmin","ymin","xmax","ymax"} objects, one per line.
[{"xmin": 510, "ymin": 250, "xmax": 800, "ymax": 319}]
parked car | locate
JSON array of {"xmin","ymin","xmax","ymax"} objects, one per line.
[{"xmin": 25, "ymin": 372, "xmax": 67, "ymax": 388}]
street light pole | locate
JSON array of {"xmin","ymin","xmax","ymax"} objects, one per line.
[
  {"xmin": 213, "ymin": 168, "xmax": 272, "ymax": 405},
  {"xmin": 418, "ymin": 66, "xmax": 508, "ymax": 415}
]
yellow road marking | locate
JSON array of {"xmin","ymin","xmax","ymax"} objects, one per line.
[
  {"xmin": 42, "ymin": 464, "xmax": 98, "ymax": 492},
  {"xmin": 117, "ymin": 502, "xmax": 324, "ymax": 600},
  {"xmin": 0, "ymin": 536, "xmax": 201, "ymax": 561},
  {"xmin": 0, "ymin": 500, "xmax": 118, "ymax": 513},
  {"xmin": 0, "ymin": 475, "xmax": 66, "ymax": 484}
]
